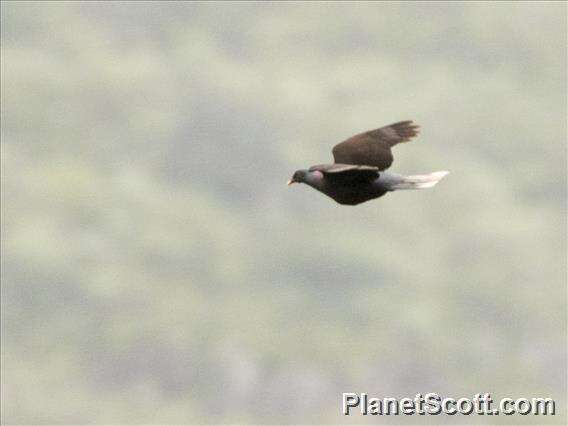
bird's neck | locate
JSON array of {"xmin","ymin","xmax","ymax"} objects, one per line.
[{"xmin": 304, "ymin": 170, "xmax": 325, "ymax": 189}]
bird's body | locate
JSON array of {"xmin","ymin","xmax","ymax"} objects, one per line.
[
  {"xmin": 318, "ymin": 178, "xmax": 387, "ymax": 206},
  {"xmin": 288, "ymin": 121, "xmax": 448, "ymax": 205},
  {"xmin": 299, "ymin": 164, "xmax": 388, "ymax": 205}
]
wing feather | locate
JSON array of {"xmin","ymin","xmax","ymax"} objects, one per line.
[
  {"xmin": 332, "ymin": 121, "xmax": 420, "ymax": 170},
  {"xmin": 309, "ymin": 164, "xmax": 379, "ymax": 182}
]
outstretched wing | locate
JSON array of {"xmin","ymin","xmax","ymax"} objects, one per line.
[
  {"xmin": 332, "ymin": 121, "xmax": 420, "ymax": 170},
  {"xmin": 309, "ymin": 163, "xmax": 379, "ymax": 183}
]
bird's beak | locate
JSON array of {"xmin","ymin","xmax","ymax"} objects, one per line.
[{"xmin": 287, "ymin": 179, "xmax": 295, "ymax": 186}]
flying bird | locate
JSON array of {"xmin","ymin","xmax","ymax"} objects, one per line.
[{"xmin": 288, "ymin": 121, "xmax": 448, "ymax": 205}]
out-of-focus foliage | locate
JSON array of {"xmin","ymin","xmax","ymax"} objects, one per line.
[{"xmin": 1, "ymin": 1, "xmax": 566, "ymax": 424}]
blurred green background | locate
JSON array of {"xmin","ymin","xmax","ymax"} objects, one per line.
[{"xmin": 1, "ymin": 1, "xmax": 566, "ymax": 424}]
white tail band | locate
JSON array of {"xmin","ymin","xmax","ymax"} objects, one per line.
[{"xmin": 390, "ymin": 171, "xmax": 449, "ymax": 190}]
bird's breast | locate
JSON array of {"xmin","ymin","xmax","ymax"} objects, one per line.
[{"xmin": 319, "ymin": 179, "xmax": 387, "ymax": 205}]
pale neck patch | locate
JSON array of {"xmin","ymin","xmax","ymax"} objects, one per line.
[{"xmin": 305, "ymin": 170, "xmax": 324, "ymax": 187}]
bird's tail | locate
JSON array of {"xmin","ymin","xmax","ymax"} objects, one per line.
[{"xmin": 390, "ymin": 171, "xmax": 449, "ymax": 190}]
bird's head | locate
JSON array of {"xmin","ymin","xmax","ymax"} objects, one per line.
[{"xmin": 287, "ymin": 169, "xmax": 309, "ymax": 185}]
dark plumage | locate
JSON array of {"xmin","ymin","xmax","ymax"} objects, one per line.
[{"xmin": 288, "ymin": 121, "xmax": 448, "ymax": 205}]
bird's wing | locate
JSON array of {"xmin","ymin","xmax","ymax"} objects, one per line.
[
  {"xmin": 309, "ymin": 164, "xmax": 379, "ymax": 182},
  {"xmin": 332, "ymin": 121, "xmax": 420, "ymax": 170}
]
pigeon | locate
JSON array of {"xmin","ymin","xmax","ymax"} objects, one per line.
[{"xmin": 287, "ymin": 121, "xmax": 448, "ymax": 205}]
